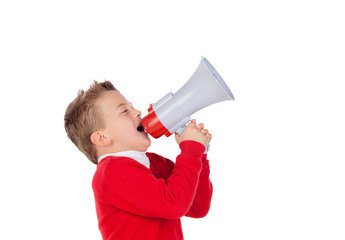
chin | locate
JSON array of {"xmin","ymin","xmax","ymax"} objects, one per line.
[
  {"xmin": 135, "ymin": 129, "xmax": 151, "ymax": 151},
  {"xmin": 143, "ymin": 138, "xmax": 152, "ymax": 151}
]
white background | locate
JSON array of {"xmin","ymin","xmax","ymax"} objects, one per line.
[{"xmin": 1, "ymin": 0, "xmax": 344, "ymax": 239}]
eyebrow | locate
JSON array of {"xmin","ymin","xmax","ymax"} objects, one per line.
[
  {"xmin": 116, "ymin": 103, "xmax": 126, "ymax": 109},
  {"xmin": 116, "ymin": 102, "xmax": 132, "ymax": 109}
]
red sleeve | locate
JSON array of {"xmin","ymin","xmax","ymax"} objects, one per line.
[
  {"xmin": 156, "ymin": 153, "xmax": 213, "ymax": 218},
  {"xmin": 104, "ymin": 141, "xmax": 205, "ymax": 219},
  {"xmin": 185, "ymin": 154, "xmax": 213, "ymax": 218}
]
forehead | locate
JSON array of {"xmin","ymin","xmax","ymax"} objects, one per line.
[{"xmin": 97, "ymin": 91, "xmax": 129, "ymax": 109}]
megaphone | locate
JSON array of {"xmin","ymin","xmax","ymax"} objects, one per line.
[{"xmin": 142, "ymin": 56, "xmax": 235, "ymax": 139}]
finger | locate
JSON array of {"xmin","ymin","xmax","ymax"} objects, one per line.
[
  {"xmin": 188, "ymin": 119, "xmax": 197, "ymax": 127},
  {"xmin": 201, "ymin": 129, "xmax": 209, "ymax": 134},
  {"xmin": 197, "ymin": 123, "xmax": 204, "ymax": 129}
]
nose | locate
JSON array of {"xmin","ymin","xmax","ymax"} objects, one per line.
[{"xmin": 135, "ymin": 109, "xmax": 141, "ymax": 118}]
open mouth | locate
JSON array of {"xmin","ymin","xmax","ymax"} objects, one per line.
[{"xmin": 137, "ymin": 123, "xmax": 145, "ymax": 132}]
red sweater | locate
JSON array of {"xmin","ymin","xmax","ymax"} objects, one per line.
[{"xmin": 92, "ymin": 141, "xmax": 213, "ymax": 240}]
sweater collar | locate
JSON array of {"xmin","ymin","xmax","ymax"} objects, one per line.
[{"xmin": 98, "ymin": 151, "xmax": 150, "ymax": 168}]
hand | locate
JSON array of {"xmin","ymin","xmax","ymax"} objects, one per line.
[{"xmin": 175, "ymin": 119, "xmax": 212, "ymax": 148}]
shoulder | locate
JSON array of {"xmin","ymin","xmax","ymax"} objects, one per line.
[
  {"xmin": 97, "ymin": 156, "xmax": 151, "ymax": 176},
  {"xmin": 92, "ymin": 156, "xmax": 154, "ymax": 198}
]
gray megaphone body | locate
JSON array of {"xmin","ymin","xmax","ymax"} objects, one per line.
[{"xmin": 142, "ymin": 56, "xmax": 235, "ymax": 139}]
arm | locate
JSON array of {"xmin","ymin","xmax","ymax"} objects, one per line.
[
  {"xmin": 185, "ymin": 154, "xmax": 213, "ymax": 218},
  {"xmin": 175, "ymin": 120, "xmax": 213, "ymax": 218},
  {"xmin": 105, "ymin": 140, "xmax": 205, "ymax": 219}
]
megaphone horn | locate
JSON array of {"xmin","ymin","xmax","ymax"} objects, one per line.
[{"xmin": 142, "ymin": 56, "xmax": 235, "ymax": 139}]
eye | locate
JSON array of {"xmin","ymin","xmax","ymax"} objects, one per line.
[{"xmin": 122, "ymin": 109, "xmax": 128, "ymax": 114}]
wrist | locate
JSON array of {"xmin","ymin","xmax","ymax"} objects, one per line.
[{"xmin": 179, "ymin": 140, "xmax": 206, "ymax": 159}]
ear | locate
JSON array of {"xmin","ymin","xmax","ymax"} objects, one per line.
[{"xmin": 90, "ymin": 131, "xmax": 112, "ymax": 147}]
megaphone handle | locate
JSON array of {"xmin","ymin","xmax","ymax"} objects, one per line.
[
  {"xmin": 176, "ymin": 125, "xmax": 210, "ymax": 154},
  {"xmin": 204, "ymin": 144, "xmax": 210, "ymax": 154},
  {"xmin": 176, "ymin": 125, "xmax": 187, "ymax": 136}
]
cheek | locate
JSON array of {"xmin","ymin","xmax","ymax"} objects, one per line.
[
  {"xmin": 112, "ymin": 119, "xmax": 134, "ymax": 136},
  {"xmin": 111, "ymin": 124, "xmax": 127, "ymax": 138},
  {"xmin": 104, "ymin": 118, "xmax": 123, "ymax": 138}
]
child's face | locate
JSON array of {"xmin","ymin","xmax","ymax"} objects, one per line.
[{"xmin": 97, "ymin": 90, "xmax": 151, "ymax": 152}]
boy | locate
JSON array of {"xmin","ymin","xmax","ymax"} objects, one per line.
[{"xmin": 64, "ymin": 80, "xmax": 213, "ymax": 240}]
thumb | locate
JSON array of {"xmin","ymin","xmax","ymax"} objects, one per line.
[{"xmin": 175, "ymin": 133, "xmax": 182, "ymax": 144}]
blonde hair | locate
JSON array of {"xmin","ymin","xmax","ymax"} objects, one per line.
[{"xmin": 64, "ymin": 80, "xmax": 117, "ymax": 164}]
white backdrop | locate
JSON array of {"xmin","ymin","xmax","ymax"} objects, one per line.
[{"xmin": 1, "ymin": 1, "xmax": 344, "ymax": 239}]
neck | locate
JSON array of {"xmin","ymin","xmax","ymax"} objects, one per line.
[
  {"xmin": 96, "ymin": 146, "xmax": 147, "ymax": 159},
  {"xmin": 98, "ymin": 150, "xmax": 150, "ymax": 168}
]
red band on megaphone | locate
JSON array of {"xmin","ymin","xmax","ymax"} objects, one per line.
[{"xmin": 142, "ymin": 105, "xmax": 172, "ymax": 139}]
